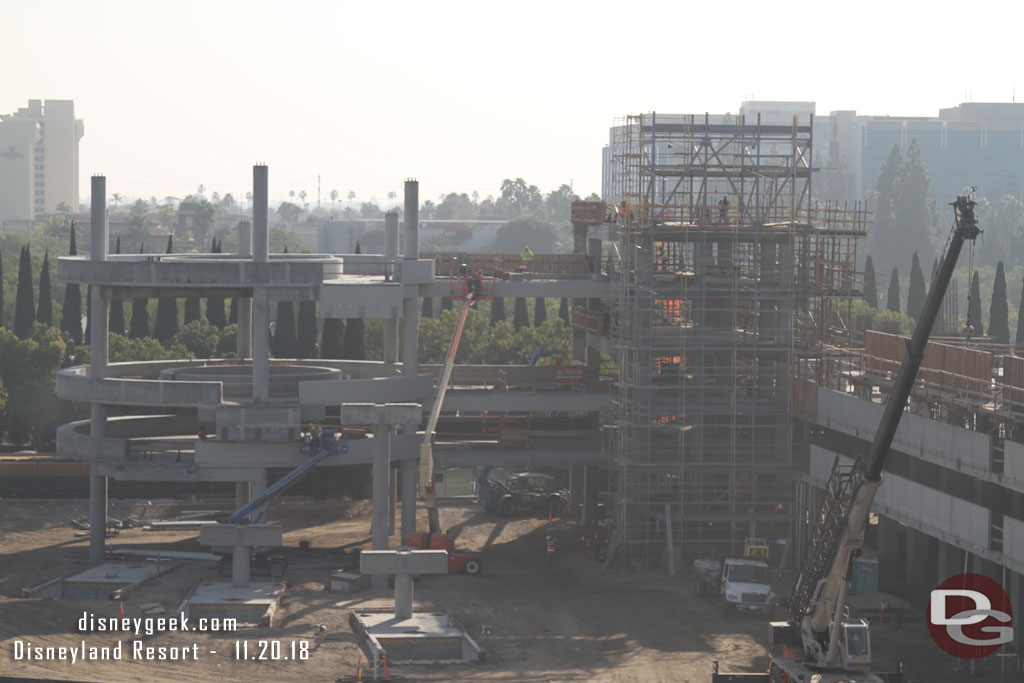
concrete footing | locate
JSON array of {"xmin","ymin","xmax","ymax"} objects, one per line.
[
  {"xmin": 349, "ymin": 608, "xmax": 485, "ymax": 665},
  {"xmin": 184, "ymin": 580, "xmax": 284, "ymax": 627},
  {"xmin": 27, "ymin": 561, "xmax": 177, "ymax": 600}
]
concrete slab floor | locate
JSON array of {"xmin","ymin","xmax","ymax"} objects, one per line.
[
  {"xmin": 356, "ymin": 611, "xmax": 462, "ymax": 637},
  {"xmin": 187, "ymin": 580, "xmax": 282, "ymax": 606},
  {"xmin": 67, "ymin": 562, "xmax": 169, "ymax": 584}
]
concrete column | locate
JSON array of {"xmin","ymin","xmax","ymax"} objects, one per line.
[
  {"xmin": 237, "ymin": 221, "xmax": 253, "ymax": 358},
  {"xmin": 234, "ymin": 482, "xmax": 250, "ymax": 509},
  {"xmin": 389, "ymin": 467, "xmax": 398, "ymax": 535},
  {"xmin": 372, "ymin": 422, "xmax": 391, "ymax": 588},
  {"xmin": 402, "ymin": 182, "xmax": 419, "ymax": 376},
  {"xmin": 252, "ymin": 288, "xmax": 270, "ymax": 401},
  {"xmin": 1010, "ymin": 570, "xmax": 1021, "ymax": 653},
  {"xmin": 88, "ymin": 470, "xmax": 107, "ymax": 562},
  {"xmin": 394, "ymin": 573, "xmax": 413, "ymax": 620},
  {"xmin": 906, "ymin": 528, "xmax": 929, "ymax": 604},
  {"xmin": 401, "ymin": 457, "xmax": 417, "ymax": 542},
  {"xmin": 253, "ymin": 165, "xmax": 268, "ymax": 263},
  {"xmin": 383, "ymin": 211, "xmax": 400, "ymax": 371},
  {"xmin": 385, "ymin": 211, "xmax": 400, "ymax": 261},
  {"xmin": 582, "ymin": 465, "xmax": 600, "ymax": 526},
  {"xmin": 88, "ymin": 176, "xmax": 109, "ymax": 563},
  {"xmin": 402, "ymin": 297, "xmax": 418, "ymax": 376},
  {"xmin": 570, "ymin": 465, "xmax": 585, "ymax": 520},
  {"xmin": 403, "ymin": 180, "xmax": 418, "ymax": 260},
  {"xmin": 251, "ymin": 468, "xmax": 267, "ymax": 499},
  {"xmin": 232, "ymin": 545, "xmax": 251, "ymax": 587},
  {"xmin": 571, "ymin": 225, "xmax": 587, "ymax": 363}
]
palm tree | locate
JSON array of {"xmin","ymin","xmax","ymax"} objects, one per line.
[
  {"xmin": 299, "ymin": 190, "xmax": 308, "ymax": 209},
  {"xmin": 387, "ymin": 191, "xmax": 397, "ymax": 207},
  {"xmin": 112, "ymin": 193, "xmax": 123, "ymax": 208},
  {"xmin": 330, "ymin": 189, "xmax": 338, "ymax": 209},
  {"xmin": 347, "ymin": 191, "xmax": 356, "ymax": 207}
]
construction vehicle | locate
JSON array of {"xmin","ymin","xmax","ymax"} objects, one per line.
[
  {"xmin": 694, "ymin": 540, "xmax": 776, "ymax": 615},
  {"xmin": 477, "ymin": 469, "xmax": 569, "ymax": 517},
  {"xmin": 215, "ymin": 429, "xmax": 348, "ymax": 578},
  {"xmin": 406, "ymin": 531, "xmax": 481, "ymax": 575},
  {"xmin": 421, "ymin": 272, "xmax": 495, "ymax": 533},
  {"xmin": 713, "ymin": 195, "xmax": 980, "ymax": 682}
]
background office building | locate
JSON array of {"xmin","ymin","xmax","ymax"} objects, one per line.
[
  {"xmin": 603, "ymin": 101, "xmax": 1024, "ymax": 210},
  {"xmin": 0, "ymin": 99, "xmax": 84, "ymax": 228}
]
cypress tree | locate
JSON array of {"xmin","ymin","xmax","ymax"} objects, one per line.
[
  {"xmin": 297, "ymin": 300, "xmax": 318, "ymax": 358},
  {"xmin": 184, "ymin": 296, "xmax": 201, "ymax": 324},
  {"xmin": 130, "ymin": 244, "xmax": 150, "ymax": 339},
  {"xmin": 886, "ymin": 267, "xmax": 901, "ymax": 314},
  {"xmin": 422, "ymin": 297, "xmax": 434, "ymax": 319},
  {"xmin": 989, "ymin": 260, "xmax": 1009, "ymax": 344},
  {"xmin": 534, "ymin": 297, "xmax": 547, "ymax": 326},
  {"xmin": 559, "ymin": 297, "xmax": 570, "ymax": 325},
  {"xmin": 968, "ymin": 270, "xmax": 983, "ymax": 336},
  {"xmin": 272, "ymin": 300, "xmax": 297, "ymax": 358},
  {"xmin": 36, "ymin": 249, "xmax": 52, "ymax": 325},
  {"xmin": 1016, "ymin": 278, "xmax": 1024, "ymax": 347},
  {"xmin": 907, "ymin": 251, "xmax": 926, "ymax": 321},
  {"xmin": 109, "ymin": 236, "xmax": 126, "ymax": 335},
  {"xmin": 863, "ymin": 255, "xmax": 878, "ymax": 310},
  {"xmin": 206, "ymin": 238, "xmax": 227, "ymax": 328},
  {"xmin": 342, "ymin": 314, "xmax": 365, "ymax": 359},
  {"xmin": 154, "ymin": 237, "xmax": 179, "ymax": 344},
  {"xmin": 490, "ymin": 297, "xmax": 506, "ymax": 325},
  {"xmin": 441, "ymin": 296, "xmax": 453, "ymax": 312},
  {"xmin": 14, "ymin": 245, "xmax": 35, "ymax": 338},
  {"xmin": 321, "ymin": 318, "xmax": 343, "ymax": 358},
  {"xmin": 513, "ymin": 297, "xmax": 529, "ymax": 331}
]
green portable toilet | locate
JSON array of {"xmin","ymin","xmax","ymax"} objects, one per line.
[{"xmin": 851, "ymin": 547, "xmax": 880, "ymax": 595}]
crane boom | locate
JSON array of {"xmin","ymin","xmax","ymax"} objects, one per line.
[
  {"xmin": 421, "ymin": 295, "xmax": 475, "ymax": 532},
  {"xmin": 783, "ymin": 195, "xmax": 980, "ymax": 672}
]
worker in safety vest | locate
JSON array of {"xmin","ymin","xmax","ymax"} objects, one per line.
[
  {"xmin": 546, "ymin": 534, "xmax": 556, "ymax": 570},
  {"xmin": 520, "ymin": 246, "xmax": 534, "ymax": 272}
]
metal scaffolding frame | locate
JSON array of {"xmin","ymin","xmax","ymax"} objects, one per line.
[{"xmin": 607, "ymin": 112, "xmax": 868, "ymax": 563}]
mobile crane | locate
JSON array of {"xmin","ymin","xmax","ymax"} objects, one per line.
[
  {"xmin": 421, "ymin": 269, "xmax": 493, "ymax": 533},
  {"xmin": 713, "ymin": 195, "xmax": 981, "ymax": 682}
]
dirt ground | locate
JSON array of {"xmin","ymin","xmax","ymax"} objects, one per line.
[{"xmin": 0, "ymin": 497, "xmax": 1002, "ymax": 682}]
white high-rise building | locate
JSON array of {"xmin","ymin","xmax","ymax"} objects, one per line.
[{"xmin": 0, "ymin": 99, "xmax": 84, "ymax": 227}]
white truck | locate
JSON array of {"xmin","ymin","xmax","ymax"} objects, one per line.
[{"xmin": 693, "ymin": 557, "xmax": 775, "ymax": 614}]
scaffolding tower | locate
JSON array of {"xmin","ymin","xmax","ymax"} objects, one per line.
[{"xmin": 607, "ymin": 112, "xmax": 868, "ymax": 563}]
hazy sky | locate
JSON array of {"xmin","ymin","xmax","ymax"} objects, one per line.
[{"xmin": 2, "ymin": 0, "xmax": 1022, "ymax": 206}]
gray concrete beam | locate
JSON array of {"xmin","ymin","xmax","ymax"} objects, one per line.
[
  {"xmin": 441, "ymin": 389, "xmax": 614, "ymax": 413},
  {"xmin": 58, "ymin": 257, "xmax": 331, "ymax": 288},
  {"xmin": 434, "ymin": 445, "xmax": 606, "ymax": 468},
  {"xmin": 56, "ymin": 369, "xmax": 222, "ymax": 406},
  {"xmin": 194, "ymin": 433, "xmax": 421, "ymax": 468},
  {"xmin": 299, "ymin": 374, "xmax": 434, "ymax": 408},
  {"xmin": 420, "ymin": 278, "xmax": 609, "ymax": 299}
]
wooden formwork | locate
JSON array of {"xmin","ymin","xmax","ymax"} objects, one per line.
[
  {"xmin": 1004, "ymin": 355, "xmax": 1024, "ymax": 407},
  {"xmin": 863, "ymin": 330, "xmax": 992, "ymax": 401}
]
